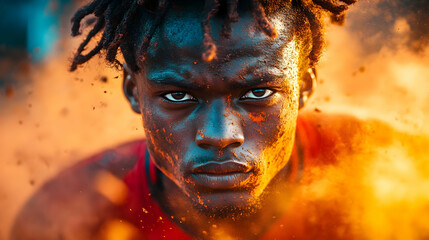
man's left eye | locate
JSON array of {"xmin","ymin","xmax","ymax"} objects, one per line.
[
  {"xmin": 240, "ymin": 89, "xmax": 274, "ymax": 100},
  {"xmin": 163, "ymin": 92, "xmax": 196, "ymax": 102}
]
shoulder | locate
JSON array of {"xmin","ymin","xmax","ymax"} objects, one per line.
[
  {"xmin": 71, "ymin": 139, "xmax": 146, "ymax": 178},
  {"xmin": 299, "ymin": 110, "xmax": 424, "ymax": 145},
  {"xmin": 297, "ymin": 110, "xmax": 401, "ymax": 165},
  {"xmin": 293, "ymin": 111, "xmax": 429, "ymax": 238},
  {"xmin": 298, "ymin": 110, "xmax": 429, "ymax": 163},
  {"xmin": 10, "ymin": 139, "xmax": 146, "ymax": 240}
]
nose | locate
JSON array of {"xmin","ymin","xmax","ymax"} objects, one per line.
[{"xmin": 196, "ymin": 99, "xmax": 244, "ymax": 150}]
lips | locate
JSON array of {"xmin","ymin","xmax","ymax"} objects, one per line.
[{"xmin": 191, "ymin": 161, "xmax": 252, "ymax": 190}]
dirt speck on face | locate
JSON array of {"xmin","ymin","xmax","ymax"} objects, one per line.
[
  {"xmin": 100, "ymin": 76, "xmax": 108, "ymax": 83},
  {"xmin": 248, "ymin": 112, "xmax": 267, "ymax": 123}
]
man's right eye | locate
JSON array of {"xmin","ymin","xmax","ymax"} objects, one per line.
[{"xmin": 162, "ymin": 92, "xmax": 197, "ymax": 102}]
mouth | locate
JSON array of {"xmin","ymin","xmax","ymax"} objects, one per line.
[{"xmin": 191, "ymin": 160, "xmax": 252, "ymax": 190}]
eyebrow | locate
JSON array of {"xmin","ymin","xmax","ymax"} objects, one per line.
[
  {"xmin": 147, "ymin": 71, "xmax": 201, "ymax": 90},
  {"xmin": 148, "ymin": 73, "xmax": 284, "ymax": 91},
  {"xmin": 147, "ymin": 65, "xmax": 287, "ymax": 90},
  {"xmin": 230, "ymin": 73, "xmax": 285, "ymax": 89}
]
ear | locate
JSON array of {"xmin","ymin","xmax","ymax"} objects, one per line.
[
  {"xmin": 122, "ymin": 63, "xmax": 141, "ymax": 114},
  {"xmin": 299, "ymin": 68, "xmax": 317, "ymax": 109}
]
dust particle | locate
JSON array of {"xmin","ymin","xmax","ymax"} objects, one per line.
[
  {"xmin": 60, "ymin": 107, "xmax": 69, "ymax": 116},
  {"xmin": 5, "ymin": 86, "xmax": 14, "ymax": 98}
]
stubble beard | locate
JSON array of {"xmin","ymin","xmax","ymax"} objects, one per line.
[{"xmin": 189, "ymin": 190, "xmax": 265, "ymax": 221}]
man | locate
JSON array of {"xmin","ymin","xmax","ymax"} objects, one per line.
[{"xmin": 12, "ymin": 0, "xmax": 405, "ymax": 239}]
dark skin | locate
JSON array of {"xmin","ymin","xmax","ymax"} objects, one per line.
[{"xmin": 123, "ymin": 6, "xmax": 312, "ymax": 239}]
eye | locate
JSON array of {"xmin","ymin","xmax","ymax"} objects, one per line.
[
  {"xmin": 240, "ymin": 88, "xmax": 274, "ymax": 100},
  {"xmin": 163, "ymin": 92, "xmax": 197, "ymax": 102}
]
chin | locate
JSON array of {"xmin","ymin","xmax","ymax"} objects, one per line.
[{"xmin": 191, "ymin": 191, "xmax": 263, "ymax": 219}]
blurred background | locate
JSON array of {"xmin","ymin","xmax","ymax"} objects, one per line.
[{"xmin": 0, "ymin": 0, "xmax": 428, "ymax": 239}]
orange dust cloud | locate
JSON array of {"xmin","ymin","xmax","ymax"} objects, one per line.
[{"xmin": 298, "ymin": 1, "xmax": 429, "ymax": 239}]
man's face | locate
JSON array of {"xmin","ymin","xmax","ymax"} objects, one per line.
[{"xmin": 131, "ymin": 7, "xmax": 301, "ymax": 212}]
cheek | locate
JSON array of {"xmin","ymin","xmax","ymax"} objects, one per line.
[
  {"xmin": 140, "ymin": 99, "xmax": 185, "ymax": 182},
  {"xmin": 246, "ymin": 86, "xmax": 299, "ymax": 195},
  {"xmin": 245, "ymin": 84, "xmax": 299, "ymax": 150},
  {"xmin": 263, "ymin": 89, "xmax": 299, "ymax": 172},
  {"xmin": 139, "ymin": 94, "xmax": 199, "ymax": 186}
]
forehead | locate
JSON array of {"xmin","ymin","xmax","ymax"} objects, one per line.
[{"xmin": 138, "ymin": 6, "xmax": 298, "ymax": 83}]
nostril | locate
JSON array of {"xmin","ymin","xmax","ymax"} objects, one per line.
[
  {"xmin": 196, "ymin": 135, "xmax": 244, "ymax": 150},
  {"xmin": 228, "ymin": 141, "xmax": 243, "ymax": 149}
]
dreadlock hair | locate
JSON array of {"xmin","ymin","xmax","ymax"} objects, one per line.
[{"xmin": 70, "ymin": 0, "xmax": 356, "ymax": 72}]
